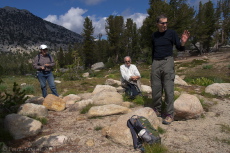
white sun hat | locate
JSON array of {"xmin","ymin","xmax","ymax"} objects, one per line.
[{"xmin": 39, "ymin": 44, "xmax": 48, "ymax": 50}]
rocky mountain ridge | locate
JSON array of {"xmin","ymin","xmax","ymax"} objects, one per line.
[{"xmin": 0, "ymin": 6, "xmax": 83, "ymax": 53}]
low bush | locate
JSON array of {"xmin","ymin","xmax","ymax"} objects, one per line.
[
  {"xmin": 0, "ymin": 82, "xmax": 28, "ymax": 116},
  {"xmin": 189, "ymin": 77, "xmax": 214, "ymax": 86}
]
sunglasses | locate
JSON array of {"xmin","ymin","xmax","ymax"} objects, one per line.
[
  {"xmin": 125, "ymin": 61, "xmax": 130, "ymax": 63},
  {"xmin": 159, "ymin": 22, "xmax": 168, "ymax": 25}
]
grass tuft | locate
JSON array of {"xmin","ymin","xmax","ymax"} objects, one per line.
[
  {"xmin": 80, "ymin": 103, "xmax": 95, "ymax": 114},
  {"xmin": 21, "ymin": 84, "xmax": 35, "ymax": 94},
  {"xmin": 157, "ymin": 126, "xmax": 166, "ymax": 134},
  {"xmin": 94, "ymin": 126, "xmax": 103, "ymax": 131},
  {"xmin": 143, "ymin": 143, "xmax": 168, "ymax": 153}
]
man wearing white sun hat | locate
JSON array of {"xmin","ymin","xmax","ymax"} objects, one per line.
[{"xmin": 33, "ymin": 44, "xmax": 59, "ymax": 97}]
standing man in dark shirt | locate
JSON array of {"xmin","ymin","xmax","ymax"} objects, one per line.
[
  {"xmin": 151, "ymin": 15, "xmax": 190, "ymax": 124},
  {"xmin": 33, "ymin": 44, "xmax": 59, "ymax": 98}
]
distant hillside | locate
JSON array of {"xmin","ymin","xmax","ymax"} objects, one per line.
[{"xmin": 0, "ymin": 6, "xmax": 83, "ymax": 53}]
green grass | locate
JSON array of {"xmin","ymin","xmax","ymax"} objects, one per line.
[
  {"xmin": 186, "ymin": 77, "xmax": 214, "ymax": 86},
  {"xmin": 214, "ymin": 124, "xmax": 230, "ymax": 145},
  {"xmin": 157, "ymin": 126, "xmax": 166, "ymax": 134},
  {"xmin": 143, "ymin": 143, "xmax": 168, "ymax": 153},
  {"xmin": 199, "ymin": 98, "xmax": 209, "ymax": 111},
  {"xmin": 178, "ymin": 59, "xmax": 208, "ymax": 68},
  {"xmin": 133, "ymin": 95, "xmax": 145, "ymax": 105},
  {"xmin": 202, "ymin": 65, "xmax": 213, "ymax": 69},
  {"xmin": 122, "ymin": 94, "xmax": 145, "ymax": 105},
  {"xmin": 80, "ymin": 103, "xmax": 95, "ymax": 114},
  {"xmin": 0, "ymin": 84, "xmax": 7, "ymax": 92},
  {"xmin": 220, "ymin": 124, "xmax": 230, "ymax": 134},
  {"xmin": 21, "ymin": 84, "xmax": 35, "ymax": 94},
  {"xmin": 33, "ymin": 117, "xmax": 48, "ymax": 125}
]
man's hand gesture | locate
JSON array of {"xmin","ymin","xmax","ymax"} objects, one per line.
[{"xmin": 181, "ymin": 30, "xmax": 190, "ymax": 46}]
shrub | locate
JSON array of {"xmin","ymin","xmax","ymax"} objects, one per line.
[
  {"xmin": 0, "ymin": 82, "xmax": 28, "ymax": 115},
  {"xmin": 190, "ymin": 77, "xmax": 214, "ymax": 86}
]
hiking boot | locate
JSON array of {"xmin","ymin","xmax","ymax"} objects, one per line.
[
  {"xmin": 162, "ymin": 115, "xmax": 174, "ymax": 125},
  {"xmin": 153, "ymin": 108, "xmax": 161, "ymax": 117}
]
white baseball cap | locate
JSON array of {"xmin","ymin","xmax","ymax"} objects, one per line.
[{"xmin": 39, "ymin": 44, "xmax": 48, "ymax": 50}]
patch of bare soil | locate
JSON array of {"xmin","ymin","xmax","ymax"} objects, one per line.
[{"xmin": 6, "ymin": 51, "xmax": 230, "ymax": 153}]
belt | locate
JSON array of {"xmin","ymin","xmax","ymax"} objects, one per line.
[{"xmin": 154, "ymin": 56, "xmax": 172, "ymax": 60}]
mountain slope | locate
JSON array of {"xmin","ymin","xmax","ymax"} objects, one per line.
[{"xmin": 0, "ymin": 6, "xmax": 83, "ymax": 52}]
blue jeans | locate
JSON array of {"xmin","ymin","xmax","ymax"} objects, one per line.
[{"xmin": 37, "ymin": 71, "xmax": 59, "ymax": 97}]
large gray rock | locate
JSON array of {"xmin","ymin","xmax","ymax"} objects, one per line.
[
  {"xmin": 87, "ymin": 104, "xmax": 131, "ymax": 117},
  {"xmin": 25, "ymin": 96, "xmax": 44, "ymax": 105},
  {"xmin": 69, "ymin": 99, "xmax": 94, "ymax": 112},
  {"xmin": 174, "ymin": 94, "xmax": 204, "ymax": 120},
  {"xmin": 17, "ymin": 103, "xmax": 48, "ymax": 118},
  {"xmin": 43, "ymin": 94, "xmax": 66, "ymax": 111},
  {"xmin": 174, "ymin": 75, "xmax": 189, "ymax": 86},
  {"xmin": 141, "ymin": 85, "xmax": 152, "ymax": 93},
  {"xmin": 92, "ymin": 91, "xmax": 123, "ymax": 105},
  {"xmin": 77, "ymin": 93, "xmax": 93, "ymax": 100},
  {"xmin": 205, "ymin": 83, "xmax": 230, "ymax": 96},
  {"xmin": 92, "ymin": 85, "xmax": 117, "ymax": 94},
  {"xmin": 105, "ymin": 79, "xmax": 121, "ymax": 86},
  {"xmin": 116, "ymin": 86, "xmax": 126, "ymax": 93},
  {"xmin": 32, "ymin": 135, "xmax": 68, "ymax": 148},
  {"xmin": 4, "ymin": 114, "xmax": 42, "ymax": 139},
  {"xmin": 106, "ymin": 107, "xmax": 160, "ymax": 146},
  {"xmin": 91, "ymin": 62, "xmax": 105, "ymax": 70},
  {"xmin": 63, "ymin": 94, "xmax": 81, "ymax": 108}
]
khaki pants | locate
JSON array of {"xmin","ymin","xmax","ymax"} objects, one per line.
[{"xmin": 150, "ymin": 56, "xmax": 175, "ymax": 115}]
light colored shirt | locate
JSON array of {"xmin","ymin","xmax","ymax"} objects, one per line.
[{"xmin": 120, "ymin": 64, "xmax": 141, "ymax": 82}]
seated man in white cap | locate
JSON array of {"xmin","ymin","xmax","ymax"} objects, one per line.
[
  {"xmin": 33, "ymin": 44, "xmax": 59, "ymax": 97},
  {"xmin": 120, "ymin": 56, "xmax": 142, "ymax": 99}
]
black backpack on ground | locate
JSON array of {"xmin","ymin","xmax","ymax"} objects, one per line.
[
  {"xmin": 125, "ymin": 82, "xmax": 141, "ymax": 99},
  {"xmin": 127, "ymin": 115, "xmax": 161, "ymax": 151}
]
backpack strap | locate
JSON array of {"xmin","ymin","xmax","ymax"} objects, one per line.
[
  {"xmin": 37, "ymin": 54, "xmax": 52, "ymax": 63},
  {"xmin": 127, "ymin": 119, "xmax": 142, "ymax": 149}
]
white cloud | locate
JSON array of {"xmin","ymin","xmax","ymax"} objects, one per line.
[
  {"xmin": 124, "ymin": 13, "xmax": 148, "ymax": 28},
  {"xmin": 44, "ymin": 7, "xmax": 148, "ymax": 38},
  {"xmin": 44, "ymin": 7, "xmax": 87, "ymax": 35},
  {"xmin": 90, "ymin": 16, "xmax": 107, "ymax": 36}
]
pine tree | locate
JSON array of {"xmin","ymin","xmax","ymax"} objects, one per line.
[
  {"xmin": 82, "ymin": 17, "xmax": 95, "ymax": 68},
  {"xmin": 105, "ymin": 15, "xmax": 125, "ymax": 63}
]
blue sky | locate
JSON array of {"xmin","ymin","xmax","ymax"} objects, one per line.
[{"xmin": 0, "ymin": 0, "xmax": 217, "ymax": 37}]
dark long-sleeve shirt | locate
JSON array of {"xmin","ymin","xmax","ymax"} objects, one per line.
[
  {"xmin": 152, "ymin": 29, "xmax": 185, "ymax": 61},
  {"xmin": 33, "ymin": 53, "xmax": 55, "ymax": 71}
]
